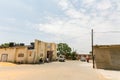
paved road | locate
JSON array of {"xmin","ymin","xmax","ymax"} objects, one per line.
[{"xmin": 0, "ymin": 61, "xmax": 105, "ymax": 80}]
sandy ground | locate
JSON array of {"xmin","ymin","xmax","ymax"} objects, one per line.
[
  {"xmin": 0, "ymin": 61, "xmax": 106, "ymax": 80},
  {"xmin": 96, "ymin": 69, "xmax": 120, "ymax": 80},
  {"xmin": 0, "ymin": 62, "xmax": 16, "ymax": 66}
]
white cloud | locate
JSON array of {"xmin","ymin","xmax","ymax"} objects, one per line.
[
  {"xmin": 66, "ymin": 9, "xmax": 85, "ymax": 19},
  {"xmin": 34, "ymin": 0, "xmax": 120, "ymax": 53},
  {"xmin": 96, "ymin": 0, "xmax": 112, "ymax": 10},
  {"xmin": 34, "ymin": 17, "xmax": 91, "ymax": 53},
  {"xmin": 58, "ymin": 0, "xmax": 69, "ymax": 10},
  {"xmin": 35, "ymin": 17, "xmax": 88, "ymax": 37},
  {"xmin": 58, "ymin": 0, "xmax": 88, "ymax": 19}
]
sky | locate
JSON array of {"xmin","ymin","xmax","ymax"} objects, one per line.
[{"xmin": 0, "ymin": 0, "xmax": 120, "ymax": 53}]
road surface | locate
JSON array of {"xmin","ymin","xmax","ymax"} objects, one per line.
[{"xmin": 0, "ymin": 61, "xmax": 106, "ymax": 80}]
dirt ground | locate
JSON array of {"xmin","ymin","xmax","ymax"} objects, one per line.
[{"xmin": 0, "ymin": 61, "xmax": 106, "ymax": 80}]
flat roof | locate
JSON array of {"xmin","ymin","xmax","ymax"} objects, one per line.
[{"xmin": 94, "ymin": 45, "xmax": 120, "ymax": 48}]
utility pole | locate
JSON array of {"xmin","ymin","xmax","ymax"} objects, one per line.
[{"xmin": 91, "ymin": 29, "xmax": 95, "ymax": 68}]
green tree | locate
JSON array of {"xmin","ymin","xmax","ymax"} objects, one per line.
[
  {"xmin": 57, "ymin": 43, "xmax": 72, "ymax": 59},
  {"xmin": 0, "ymin": 43, "xmax": 9, "ymax": 47}
]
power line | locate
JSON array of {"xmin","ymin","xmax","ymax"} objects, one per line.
[{"xmin": 94, "ymin": 31, "xmax": 120, "ymax": 33}]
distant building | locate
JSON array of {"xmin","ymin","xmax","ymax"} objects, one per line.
[
  {"xmin": 94, "ymin": 45, "xmax": 120, "ymax": 70},
  {"xmin": 77, "ymin": 54, "xmax": 92, "ymax": 60},
  {"xmin": 0, "ymin": 39, "xmax": 57, "ymax": 64}
]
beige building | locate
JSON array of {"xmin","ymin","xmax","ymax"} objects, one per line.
[
  {"xmin": 0, "ymin": 39, "xmax": 57, "ymax": 64},
  {"xmin": 77, "ymin": 54, "xmax": 92, "ymax": 60},
  {"xmin": 93, "ymin": 45, "xmax": 120, "ymax": 70}
]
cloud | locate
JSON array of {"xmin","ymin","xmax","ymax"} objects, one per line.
[
  {"xmin": 34, "ymin": 17, "xmax": 88, "ymax": 37},
  {"xmin": 82, "ymin": 0, "xmax": 112, "ymax": 11},
  {"xmin": 58, "ymin": 0, "xmax": 69, "ymax": 10},
  {"xmin": 96, "ymin": 0, "xmax": 112, "ymax": 10},
  {"xmin": 34, "ymin": 0, "xmax": 120, "ymax": 53},
  {"xmin": 34, "ymin": 17, "xmax": 91, "ymax": 53},
  {"xmin": 58, "ymin": 0, "xmax": 88, "ymax": 19}
]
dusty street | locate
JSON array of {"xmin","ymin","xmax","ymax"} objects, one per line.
[{"xmin": 0, "ymin": 61, "xmax": 105, "ymax": 80}]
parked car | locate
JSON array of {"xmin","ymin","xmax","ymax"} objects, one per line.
[
  {"xmin": 58, "ymin": 55, "xmax": 65, "ymax": 62},
  {"xmin": 80, "ymin": 56, "xmax": 86, "ymax": 62}
]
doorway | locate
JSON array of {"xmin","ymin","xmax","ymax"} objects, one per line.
[
  {"xmin": 1, "ymin": 54, "xmax": 8, "ymax": 62},
  {"xmin": 47, "ymin": 51, "xmax": 53, "ymax": 61}
]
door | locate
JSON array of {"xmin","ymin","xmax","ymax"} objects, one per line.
[
  {"xmin": 1, "ymin": 54, "xmax": 8, "ymax": 62},
  {"xmin": 47, "ymin": 51, "xmax": 53, "ymax": 61}
]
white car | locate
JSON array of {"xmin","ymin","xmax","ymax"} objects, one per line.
[
  {"xmin": 80, "ymin": 56, "xmax": 86, "ymax": 62},
  {"xmin": 58, "ymin": 55, "xmax": 65, "ymax": 62}
]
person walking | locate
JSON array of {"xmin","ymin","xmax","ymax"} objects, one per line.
[{"xmin": 86, "ymin": 56, "xmax": 90, "ymax": 63}]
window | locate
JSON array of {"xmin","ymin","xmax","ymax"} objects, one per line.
[{"xmin": 18, "ymin": 53, "xmax": 24, "ymax": 57}]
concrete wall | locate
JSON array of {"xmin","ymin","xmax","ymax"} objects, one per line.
[
  {"xmin": 15, "ymin": 47, "xmax": 28, "ymax": 63},
  {"xmin": 46, "ymin": 43, "xmax": 57, "ymax": 61},
  {"xmin": 0, "ymin": 47, "xmax": 29, "ymax": 63},
  {"xmin": 34, "ymin": 40, "xmax": 46, "ymax": 63},
  {"xmin": 27, "ymin": 50, "xmax": 35, "ymax": 63},
  {"xmin": 0, "ymin": 48, "xmax": 15, "ymax": 62},
  {"xmin": 0, "ymin": 39, "xmax": 57, "ymax": 63},
  {"xmin": 0, "ymin": 46, "xmax": 35, "ymax": 63},
  {"xmin": 51, "ymin": 43, "xmax": 57, "ymax": 60},
  {"xmin": 35, "ymin": 40, "xmax": 57, "ymax": 62},
  {"xmin": 94, "ymin": 45, "xmax": 120, "ymax": 70}
]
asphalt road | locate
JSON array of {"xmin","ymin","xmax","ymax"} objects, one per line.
[{"xmin": 0, "ymin": 61, "xmax": 106, "ymax": 80}]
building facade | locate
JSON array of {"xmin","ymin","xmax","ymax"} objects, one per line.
[
  {"xmin": 0, "ymin": 39, "xmax": 57, "ymax": 64},
  {"xmin": 77, "ymin": 54, "xmax": 92, "ymax": 60},
  {"xmin": 94, "ymin": 45, "xmax": 120, "ymax": 70}
]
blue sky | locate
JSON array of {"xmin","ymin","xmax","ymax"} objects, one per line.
[{"xmin": 0, "ymin": 0, "xmax": 120, "ymax": 53}]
